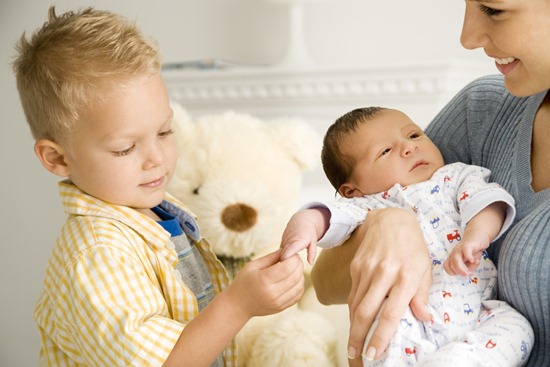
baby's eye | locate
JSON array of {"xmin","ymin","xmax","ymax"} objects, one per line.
[
  {"xmin": 112, "ymin": 145, "xmax": 135, "ymax": 156},
  {"xmin": 409, "ymin": 132, "xmax": 421, "ymax": 139},
  {"xmin": 380, "ymin": 148, "xmax": 391, "ymax": 157},
  {"xmin": 159, "ymin": 129, "xmax": 174, "ymax": 138}
]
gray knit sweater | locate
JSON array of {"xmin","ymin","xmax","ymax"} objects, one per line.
[{"xmin": 425, "ymin": 74, "xmax": 550, "ymax": 366}]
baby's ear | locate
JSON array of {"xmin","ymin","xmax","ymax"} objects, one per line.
[
  {"xmin": 339, "ymin": 183, "xmax": 360, "ymax": 198},
  {"xmin": 34, "ymin": 139, "xmax": 70, "ymax": 177}
]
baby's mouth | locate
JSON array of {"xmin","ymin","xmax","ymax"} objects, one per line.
[{"xmin": 410, "ymin": 161, "xmax": 428, "ymax": 171}]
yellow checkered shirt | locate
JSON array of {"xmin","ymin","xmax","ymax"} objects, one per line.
[{"xmin": 34, "ymin": 181, "xmax": 236, "ymax": 366}]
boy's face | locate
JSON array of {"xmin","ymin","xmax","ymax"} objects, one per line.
[
  {"xmin": 339, "ymin": 109, "xmax": 444, "ymax": 197},
  {"xmin": 62, "ymin": 73, "xmax": 176, "ymax": 213}
]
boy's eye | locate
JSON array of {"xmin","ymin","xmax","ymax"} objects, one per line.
[
  {"xmin": 409, "ymin": 133, "xmax": 421, "ymax": 139},
  {"xmin": 112, "ymin": 145, "xmax": 135, "ymax": 156},
  {"xmin": 159, "ymin": 129, "xmax": 174, "ymax": 137},
  {"xmin": 479, "ymin": 4, "xmax": 504, "ymax": 16}
]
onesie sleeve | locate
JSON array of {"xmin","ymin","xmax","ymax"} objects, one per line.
[
  {"xmin": 454, "ymin": 164, "xmax": 516, "ymax": 240},
  {"xmin": 302, "ymin": 200, "xmax": 368, "ymax": 248}
]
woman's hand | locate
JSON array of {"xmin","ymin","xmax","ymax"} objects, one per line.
[{"xmin": 312, "ymin": 208, "xmax": 432, "ymax": 364}]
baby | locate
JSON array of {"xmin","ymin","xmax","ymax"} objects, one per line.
[{"xmin": 281, "ymin": 107, "xmax": 533, "ymax": 366}]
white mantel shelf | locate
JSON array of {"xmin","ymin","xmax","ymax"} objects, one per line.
[{"xmin": 162, "ymin": 60, "xmax": 492, "ymax": 122}]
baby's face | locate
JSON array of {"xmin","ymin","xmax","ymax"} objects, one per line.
[
  {"xmin": 339, "ymin": 109, "xmax": 444, "ymax": 197},
  {"xmin": 62, "ymin": 73, "xmax": 177, "ymax": 212}
]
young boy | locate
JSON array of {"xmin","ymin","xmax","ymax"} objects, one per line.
[
  {"xmin": 280, "ymin": 107, "xmax": 533, "ymax": 366},
  {"xmin": 13, "ymin": 7, "xmax": 304, "ymax": 366}
]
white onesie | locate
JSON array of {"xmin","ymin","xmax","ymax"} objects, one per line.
[{"xmin": 316, "ymin": 163, "xmax": 533, "ymax": 366}]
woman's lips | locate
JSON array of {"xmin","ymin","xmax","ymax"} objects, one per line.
[{"xmin": 494, "ymin": 57, "xmax": 519, "ymax": 75}]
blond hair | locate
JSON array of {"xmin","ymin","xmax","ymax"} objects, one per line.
[{"xmin": 13, "ymin": 6, "xmax": 162, "ymax": 143}]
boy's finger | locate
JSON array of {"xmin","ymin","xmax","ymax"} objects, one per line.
[
  {"xmin": 263, "ymin": 254, "xmax": 304, "ymax": 281},
  {"xmin": 280, "ymin": 241, "xmax": 306, "ymax": 261},
  {"xmin": 249, "ymin": 249, "xmax": 282, "ymax": 270}
]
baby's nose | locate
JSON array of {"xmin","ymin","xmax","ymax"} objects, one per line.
[{"xmin": 401, "ymin": 142, "xmax": 417, "ymax": 157}]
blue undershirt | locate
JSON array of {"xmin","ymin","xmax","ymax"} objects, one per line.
[{"xmin": 152, "ymin": 206, "xmax": 183, "ymax": 237}]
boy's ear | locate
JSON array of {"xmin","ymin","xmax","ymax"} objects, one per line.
[{"xmin": 34, "ymin": 139, "xmax": 70, "ymax": 177}]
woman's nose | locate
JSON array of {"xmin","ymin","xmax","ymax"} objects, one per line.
[{"xmin": 460, "ymin": 3, "xmax": 489, "ymax": 50}]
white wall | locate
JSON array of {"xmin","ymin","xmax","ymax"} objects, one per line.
[{"xmin": 0, "ymin": 1, "xmax": 494, "ymax": 365}]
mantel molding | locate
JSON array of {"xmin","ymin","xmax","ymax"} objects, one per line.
[{"xmin": 163, "ymin": 61, "xmax": 492, "ymax": 115}]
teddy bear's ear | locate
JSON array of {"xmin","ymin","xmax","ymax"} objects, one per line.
[
  {"xmin": 170, "ymin": 101, "xmax": 195, "ymax": 151},
  {"xmin": 269, "ymin": 118, "xmax": 322, "ymax": 171}
]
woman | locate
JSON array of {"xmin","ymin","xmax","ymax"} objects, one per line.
[{"xmin": 311, "ymin": 1, "xmax": 550, "ymax": 366}]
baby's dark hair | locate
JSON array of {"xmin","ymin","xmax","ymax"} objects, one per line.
[{"xmin": 321, "ymin": 106, "xmax": 387, "ymax": 192}]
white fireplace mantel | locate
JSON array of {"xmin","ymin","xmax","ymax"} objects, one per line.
[{"xmin": 163, "ymin": 60, "xmax": 492, "ymax": 126}]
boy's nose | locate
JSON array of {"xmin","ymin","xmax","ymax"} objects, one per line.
[{"xmin": 143, "ymin": 142, "xmax": 165, "ymax": 168}]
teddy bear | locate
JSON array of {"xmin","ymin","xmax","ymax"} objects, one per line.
[{"xmin": 167, "ymin": 102, "xmax": 350, "ymax": 367}]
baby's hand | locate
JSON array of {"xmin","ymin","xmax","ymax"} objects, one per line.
[
  {"xmin": 230, "ymin": 250, "xmax": 304, "ymax": 318},
  {"xmin": 445, "ymin": 202, "xmax": 505, "ymax": 276},
  {"xmin": 280, "ymin": 209, "xmax": 325, "ymax": 265},
  {"xmin": 444, "ymin": 230, "xmax": 490, "ymax": 276},
  {"xmin": 444, "ymin": 242, "xmax": 480, "ymax": 276}
]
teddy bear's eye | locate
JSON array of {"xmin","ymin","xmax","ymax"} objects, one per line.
[{"xmin": 193, "ymin": 187, "xmax": 200, "ymax": 195}]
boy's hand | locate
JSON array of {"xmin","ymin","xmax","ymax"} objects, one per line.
[
  {"xmin": 229, "ymin": 250, "xmax": 305, "ymax": 318},
  {"xmin": 280, "ymin": 208, "xmax": 330, "ymax": 265}
]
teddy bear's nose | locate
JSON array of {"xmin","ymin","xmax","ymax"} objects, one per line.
[{"xmin": 221, "ymin": 203, "xmax": 257, "ymax": 232}]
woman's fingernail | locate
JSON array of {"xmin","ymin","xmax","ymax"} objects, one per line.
[
  {"xmin": 347, "ymin": 346, "xmax": 358, "ymax": 359},
  {"xmin": 363, "ymin": 346, "xmax": 376, "ymax": 361}
]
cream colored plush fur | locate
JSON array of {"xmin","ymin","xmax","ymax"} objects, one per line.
[{"xmin": 167, "ymin": 102, "xmax": 349, "ymax": 367}]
